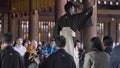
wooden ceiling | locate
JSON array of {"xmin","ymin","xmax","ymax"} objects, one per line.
[
  {"xmin": 0, "ymin": 0, "xmax": 120, "ymax": 13},
  {"xmin": 0, "ymin": 0, "xmax": 9, "ymax": 13},
  {"xmin": 0, "ymin": 0, "xmax": 55, "ymax": 13}
]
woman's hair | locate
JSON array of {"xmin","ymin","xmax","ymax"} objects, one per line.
[{"xmin": 90, "ymin": 37, "xmax": 103, "ymax": 51}]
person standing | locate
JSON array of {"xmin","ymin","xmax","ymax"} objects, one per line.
[
  {"xmin": 73, "ymin": 39, "xmax": 80, "ymax": 68},
  {"xmin": 14, "ymin": 37, "xmax": 26, "ymax": 57},
  {"xmin": 42, "ymin": 38, "xmax": 57, "ymax": 59},
  {"xmin": 39, "ymin": 36, "xmax": 76, "ymax": 68},
  {"xmin": 53, "ymin": 2, "xmax": 93, "ymax": 57},
  {"xmin": 103, "ymin": 36, "xmax": 113, "ymax": 55},
  {"xmin": 0, "ymin": 32, "xmax": 25, "ymax": 68},
  {"xmin": 84, "ymin": 37, "xmax": 110, "ymax": 68}
]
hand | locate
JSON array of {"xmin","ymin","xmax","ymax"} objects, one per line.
[
  {"xmin": 34, "ymin": 57, "xmax": 40, "ymax": 64},
  {"xmin": 29, "ymin": 54, "xmax": 34, "ymax": 60},
  {"xmin": 93, "ymin": 5, "xmax": 96, "ymax": 8}
]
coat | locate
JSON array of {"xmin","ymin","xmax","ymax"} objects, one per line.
[
  {"xmin": 39, "ymin": 49, "xmax": 76, "ymax": 68},
  {"xmin": 0, "ymin": 46, "xmax": 25, "ymax": 68},
  {"xmin": 53, "ymin": 7, "xmax": 93, "ymax": 38},
  {"xmin": 83, "ymin": 51, "xmax": 110, "ymax": 68},
  {"xmin": 109, "ymin": 45, "xmax": 120, "ymax": 68}
]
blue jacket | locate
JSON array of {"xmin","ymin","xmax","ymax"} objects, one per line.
[{"xmin": 43, "ymin": 44, "xmax": 57, "ymax": 57}]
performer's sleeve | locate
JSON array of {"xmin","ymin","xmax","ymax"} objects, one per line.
[
  {"xmin": 53, "ymin": 20, "xmax": 60, "ymax": 38},
  {"xmin": 77, "ymin": 7, "xmax": 93, "ymax": 32}
]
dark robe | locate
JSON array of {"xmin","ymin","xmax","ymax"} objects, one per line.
[
  {"xmin": 104, "ymin": 46, "xmax": 112, "ymax": 55},
  {"xmin": 53, "ymin": 7, "xmax": 93, "ymax": 38},
  {"xmin": 39, "ymin": 49, "xmax": 76, "ymax": 68},
  {"xmin": 0, "ymin": 46, "xmax": 25, "ymax": 68},
  {"xmin": 109, "ymin": 45, "xmax": 120, "ymax": 68}
]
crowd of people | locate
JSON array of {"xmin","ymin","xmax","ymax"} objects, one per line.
[
  {"xmin": 0, "ymin": 1, "xmax": 120, "ymax": 68},
  {"xmin": 0, "ymin": 32, "xmax": 120, "ymax": 68}
]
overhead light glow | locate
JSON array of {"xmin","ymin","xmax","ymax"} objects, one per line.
[
  {"xmin": 112, "ymin": 18, "xmax": 115, "ymax": 21},
  {"xmin": 98, "ymin": 1, "xmax": 101, "ymax": 4},
  {"xmin": 104, "ymin": 1, "xmax": 107, "ymax": 4},
  {"xmin": 110, "ymin": 1, "xmax": 113, "ymax": 5},
  {"xmin": 74, "ymin": 0, "xmax": 76, "ymax": 2},
  {"xmin": 116, "ymin": 2, "xmax": 119, "ymax": 5}
]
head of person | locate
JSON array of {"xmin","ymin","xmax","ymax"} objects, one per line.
[
  {"xmin": 74, "ymin": 39, "xmax": 81, "ymax": 48},
  {"xmin": 64, "ymin": 2, "xmax": 75, "ymax": 14},
  {"xmin": 89, "ymin": 37, "xmax": 103, "ymax": 51},
  {"xmin": 104, "ymin": 39, "xmax": 113, "ymax": 47},
  {"xmin": 31, "ymin": 40, "xmax": 38, "ymax": 49},
  {"xmin": 2, "ymin": 32, "xmax": 13, "ymax": 47},
  {"xmin": 55, "ymin": 36, "xmax": 66, "ymax": 49},
  {"xmin": 50, "ymin": 38, "xmax": 56, "ymax": 47},
  {"xmin": 103, "ymin": 36, "xmax": 113, "ymax": 47},
  {"xmin": 23, "ymin": 39, "xmax": 30, "ymax": 47},
  {"xmin": 16, "ymin": 37, "xmax": 23, "ymax": 46},
  {"xmin": 103, "ymin": 36, "xmax": 112, "ymax": 42}
]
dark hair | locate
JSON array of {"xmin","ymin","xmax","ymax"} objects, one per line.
[
  {"xmin": 90, "ymin": 37, "xmax": 103, "ymax": 51},
  {"xmin": 103, "ymin": 36, "xmax": 113, "ymax": 46},
  {"xmin": 64, "ymin": 2, "xmax": 74, "ymax": 13},
  {"xmin": 50, "ymin": 38, "xmax": 55, "ymax": 42},
  {"xmin": 74, "ymin": 39, "xmax": 80, "ymax": 47},
  {"xmin": 13, "ymin": 36, "xmax": 22, "ymax": 46},
  {"xmin": 55, "ymin": 36, "xmax": 66, "ymax": 48},
  {"xmin": 104, "ymin": 39, "xmax": 113, "ymax": 46},
  {"xmin": 103, "ymin": 36, "xmax": 112, "ymax": 42},
  {"xmin": 22, "ymin": 39, "xmax": 29, "ymax": 46},
  {"xmin": 2, "ymin": 32, "xmax": 13, "ymax": 44}
]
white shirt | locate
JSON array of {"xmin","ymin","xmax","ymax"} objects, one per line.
[
  {"xmin": 74, "ymin": 47, "xmax": 79, "ymax": 68},
  {"xmin": 14, "ymin": 45, "xmax": 26, "ymax": 56}
]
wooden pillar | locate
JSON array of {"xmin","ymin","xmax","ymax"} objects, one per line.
[
  {"xmin": 29, "ymin": 10, "xmax": 39, "ymax": 41},
  {"xmin": 2, "ymin": 13, "xmax": 8, "ymax": 34},
  {"xmin": 18, "ymin": 19, "xmax": 23, "ymax": 38},
  {"xmin": 110, "ymin": 21, "xmax": 116, "ymax": 43},
  {"xmin": 104, "ymin": 22, "xmax": 109, "ymax": 36},
  {"xmin": 118, "ymin": 23, "xmax": 120, "ymax": 42},
  {"xmin": 8, "ymin": 0, "xmax": 11, "ymax": 32},
  {"xmin": 29, "ymin": 0, "xmax": 39, "ymax": 41},
  {"xmin": 55, "ymin": 0, "xmax": 67, "ymax": 21},
  {"xmin": 116, "ymin": 22, "xmax": 119, "ymax": 44},
  {"xmin": 83, "ymin": 0, "xmax": 97, "ymax": 52},
  {"xmin": 10, "ymin": 15, "xmax": 18, "ymax": 40}
]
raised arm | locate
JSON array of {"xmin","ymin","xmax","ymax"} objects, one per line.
[{"xmin": 76, "ymin": 6, "xmax": 93, "ymax": 32}]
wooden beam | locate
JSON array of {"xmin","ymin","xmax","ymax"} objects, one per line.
[{"xmin": 98, "ymin": 9, "xmax": 120, "ymax": 15}]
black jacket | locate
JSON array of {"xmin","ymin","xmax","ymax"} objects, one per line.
[
  {"xmin": 39, "ymin": 49, "xmax": 76, "ymax": 68},
  {"xmin": 53, "ymin": 7, "xmax": 93, "ymax": 38},
  {"xmin": 109, "ymin": 45, "xmax": 120, "ymax": 68},
  {"xmin": 0, "ymin": 46, "xmax": 25, "ymax": 68}
]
